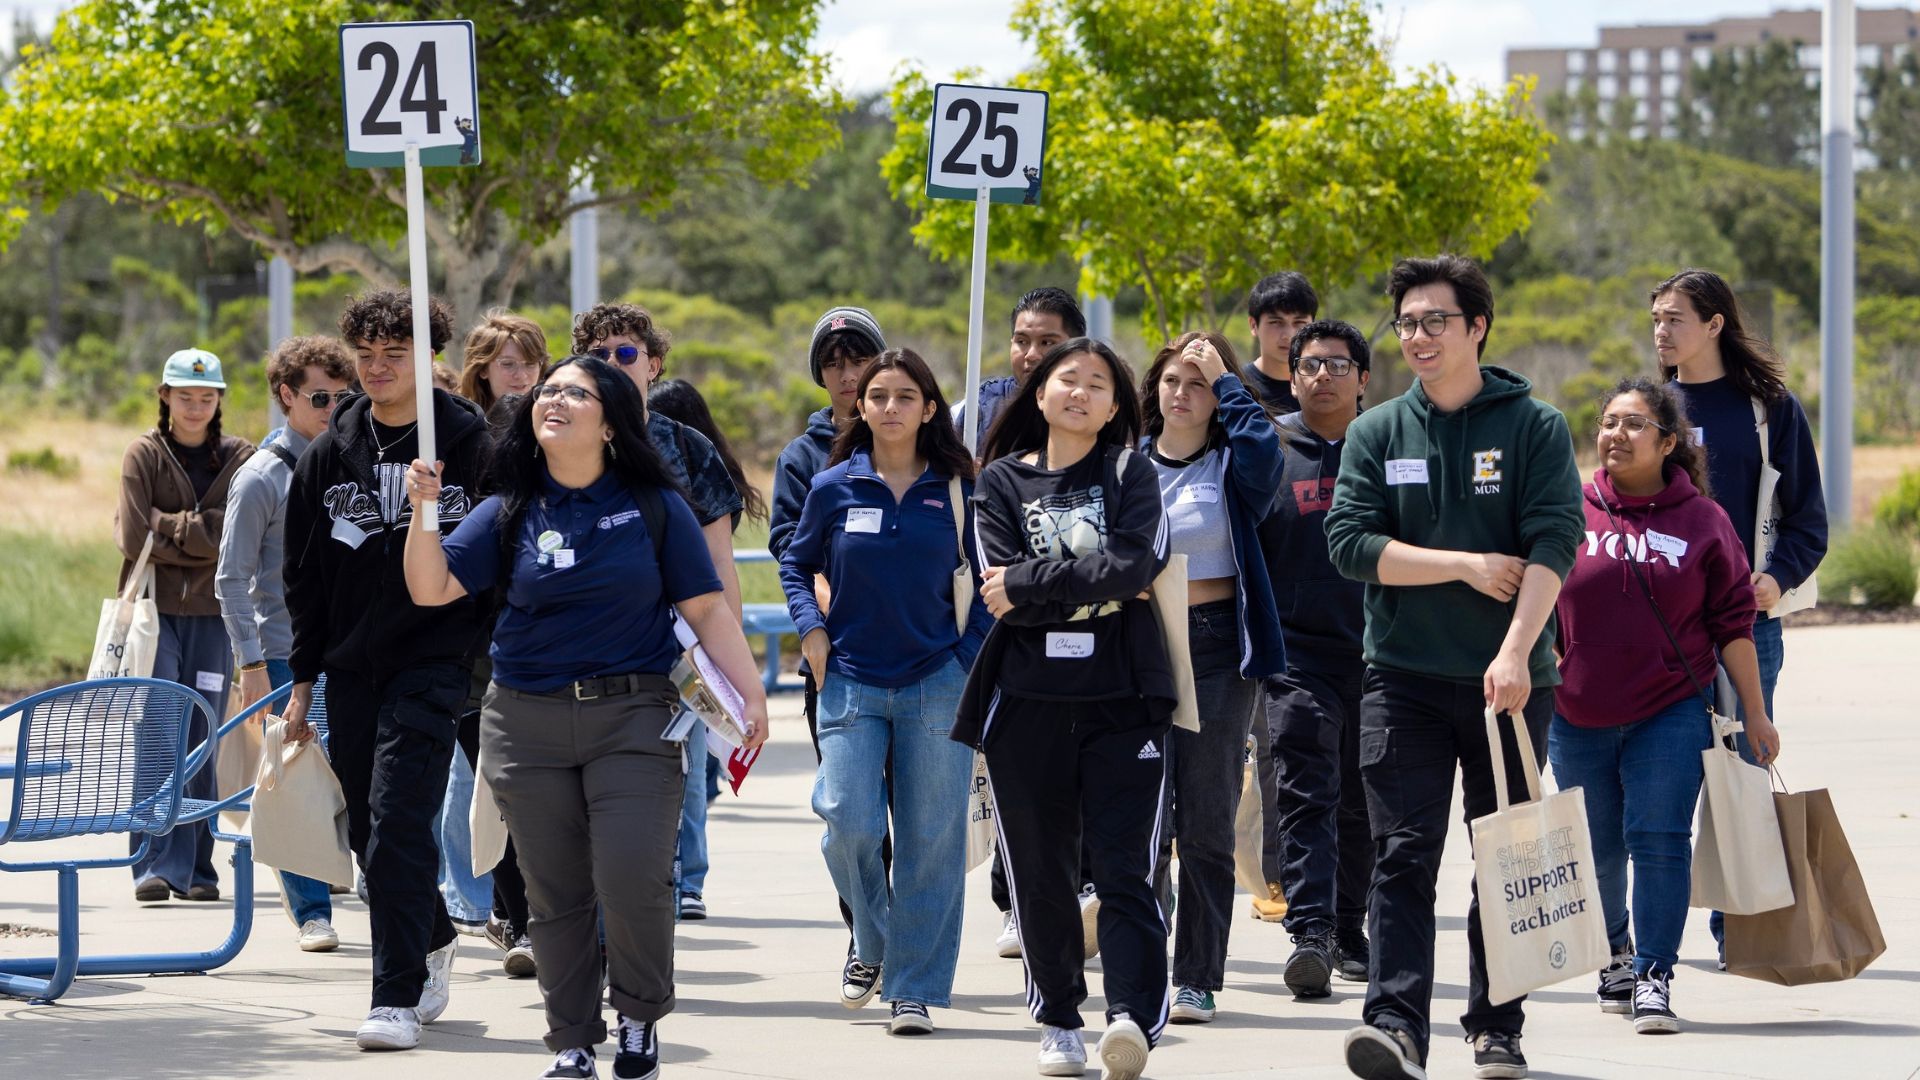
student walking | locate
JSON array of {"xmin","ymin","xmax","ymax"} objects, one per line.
[
  {"xmin": 1260, "ymin": 321, "xmax": 1378, "ymax": 995},
  {"xmin": 780, "ymin": 349, "xmax": 994, "ymax": 1035},
  {"xmin": 955, "ymin": 338, "xmax": 1172, "ymax": 1080},
  {"xmin": 283, "ymin": 291, "xmax": 487, "ymax": 1052},
  {"xmin": 1326, "ymin": 256, "xmax": 1584, "ymax": 1080},
  {"xmin": 1138, "ymin": 332, "xmax": 1285, "ymax": 1025},
  {"xmin": 1552, "ymin": 377, "xmax": 1780, "ymax": 1034},
  {"xmin": 953, "ymin": 287, "xmax": 1085, "ymax": 440},
  {"xmin": 403, "ymin": 355, "xmax": 769, "ymax": 1080},
  {"xmin": 215, "ymin": 335, "xmax": 355, "ymax": 949},
  {"xmin": 456, "ymin": 309, "xmax": 546, "ymax": 413},
  {"xmin": 118, "ymin": 348, "xmax": 255, "ymax": 903}
]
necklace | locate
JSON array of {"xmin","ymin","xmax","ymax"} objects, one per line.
[{"xmin": 371, "ymin": 420, "xmax": 419, "ymax": 462}]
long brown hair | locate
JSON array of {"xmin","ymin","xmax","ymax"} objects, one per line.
[
  {"xmin": 829, "ymin": 349, "xmax": 975, "ymax": 480},
  {"xmin": 459, "ymin": 309, "xmax": 550, "ymax": 412},
  {"xmin": 1139, "ymin": 330, "xmax": 1273, "ymax": 448},
  {"xmin": 1651, "ymin": 268, "xmax": 1788, "ymax": 403},
  {"xmin": 1600, "ymin": 377, "xmax": 1712, "ymax": 499}
]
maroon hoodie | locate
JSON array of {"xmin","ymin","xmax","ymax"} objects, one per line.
[{"xmin": 1556, "ymin": 465, "xmax": 1756, "ymax": 729}]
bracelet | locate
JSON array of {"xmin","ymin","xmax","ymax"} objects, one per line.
[{"xmin": 238, "ymin": 661, "xmax": 268, "ymax": 672}]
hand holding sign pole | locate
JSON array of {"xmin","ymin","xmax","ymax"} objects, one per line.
[{"xmin": 925, "ymin": 84, "xmax": 1049, "ymax": 453}]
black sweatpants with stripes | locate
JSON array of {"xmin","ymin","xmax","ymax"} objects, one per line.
[{"xmin": 984, "ymin": 693, "xmax": 1171, "ymax": 1040}]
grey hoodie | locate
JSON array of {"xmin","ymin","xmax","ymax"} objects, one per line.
[{"xmin": 215, "ymin": 426, "xmax": 312, "ymax": 666}]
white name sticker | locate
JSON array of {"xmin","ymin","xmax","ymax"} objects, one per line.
[
  {"xmin": 1691, "ymin": 426, "xmax": 1705, "ymax": 447},
  {"xmin": 331, "ymin": 516, "xmax": 368, "ymax": 549},
  {"xmin": 1386, "ymin": 459, "xmax": 1430, "ymax": 485},
  {"xmin": 195, "ymin": 670, "xmax": 225, "ymax": 693},
  {"xmin": 1045, "ymin": 632, "xmax": 1095, "ymax": 659},
  {"xmin": 1176, "ymin": 482, "xmax": 1220, "ymax": 505},
  {"xmin": 1644, "ymin": 530, "xmax": 1689, "ymax": 560},
  {"xmin": 845, "ymin": 507, "xmax": 884, "ymax": 534},
  {"xmin": 553, "ymin": 549, "xmax": 576, "ymax": 569}
]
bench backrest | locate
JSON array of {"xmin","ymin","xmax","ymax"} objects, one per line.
[{"xmin": 1, "ymin": 677, "xmax": 202, "ymax": 843}]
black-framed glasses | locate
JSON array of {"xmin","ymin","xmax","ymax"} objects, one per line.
[
  {"xmin": 1293, "ymin": 355, "xmax": 1358, "ymax": 378},
  {"xmin": 1597, "ymin": 414, "xmax": 1667, "ymax": 435},
  {"xmin": 302, "ymin": 389, "xmax": 349, "ymax": 408},
  {"xmin": 588, "ymin": 344, "xmax": 645, "ymax": 367},
  {"xmin": 1391, "ymin": 311, "xmax": 1468, "ymax": 340},
  {"xmin": 534, "ymin": 383, "xmax": 602, "ymax": 405}
]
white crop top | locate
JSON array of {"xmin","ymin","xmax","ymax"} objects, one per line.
[{"xmin": 1152, "ymin": 448, "xmax": 1235, "ymax": 580}]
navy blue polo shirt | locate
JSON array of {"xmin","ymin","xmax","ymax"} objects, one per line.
[{"xmin": 442, "ymin": 472, "xmax": 722, "ymax": 692}]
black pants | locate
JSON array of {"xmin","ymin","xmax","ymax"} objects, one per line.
[
  {"xmin": 806, "ymin": 670, "xmax": 890, "ymax": 938},
  {"xmin": 985, "ymin": 694, "xmax": 1170, "ymax": 1041},
  {"xmin": 1266, "ymin": 654, "xmax": 1372, "ymax": 936},
  {"xmin": 1358, "ymin": 668, "xmax": 1551, "ymax": 1059},
  {"xmin": 458, "ymin": 710, "xmax": 531, "ymax": 936},
  {"xmin": 326, "ymin": 663, "xmax": 464, "ymax": 1009}
]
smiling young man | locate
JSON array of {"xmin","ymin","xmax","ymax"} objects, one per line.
[
  {"xmin": 1242, "ymin": 271, "xmax": 1320, "ymax": 414},
  {"xmin": 952, "ymin": 287, "xmax": 1085, "ymax": 443},
  {"xmin": 283, "ymin": 290, "xmax": 492, "ymax": 1052},
  {"xmin": 1324, "ymin": 257, "xmax": 1583, "ymax": 1080}
]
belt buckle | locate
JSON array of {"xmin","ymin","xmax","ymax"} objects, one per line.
[{"xmin": 572, "ymin": 680, "xmax": 600, "ymax": 702}]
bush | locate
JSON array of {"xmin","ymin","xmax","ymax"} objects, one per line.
[
  {"xmin": 6, "ymin": 446, "xmax": 79, "ymax": 478},
  {"xmin": 1820, "ymin": 525, "xmax": 1920, "ymax": 609},
  {"xmin": 1874, "ymin": 468, "xmax": 1920, "ymax": 537}
]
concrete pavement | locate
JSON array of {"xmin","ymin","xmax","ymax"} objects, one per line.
[{"xmin": 3, "ymin": 623, "xmax": 1918, "ymax": 1078}]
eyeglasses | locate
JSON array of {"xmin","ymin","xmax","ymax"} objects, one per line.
[
  {"xmin": 1293, "ymin": 356, "xmax": 1358, "ymax": 378},
  {"xmin": 493, "ymin": 357, "xmax": 540, "ymax": 373},
  {"xmin": 588, "ymin": 345, "xmax": 645, "ymax": 367},
  {"xmin": 1391, "ymin": 311, "xmax": 1468, "ymax": 340},
  {"xmin": 301, "ymin": 389, "xmax": 349, "ymax": 408},
  {"xmin": 1596, "ymin": 414, "xmax": 1667, "ymax": 435},
  {"xmin": 534, "ymin": 383, "xmax": 602, "ymax": 405}
]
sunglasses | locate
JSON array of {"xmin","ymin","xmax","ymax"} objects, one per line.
[
  {"xmin": 588, "ymin": 345, "xmax": 646, "ymax": 367},
  {"xmin": 301, "ymin": 389, "xmax": 349, "ymax": 408}
]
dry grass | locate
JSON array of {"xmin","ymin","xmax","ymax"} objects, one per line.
[{"xmin": 0, "ymin": 414, "xmax": 147, "ymax": 544}]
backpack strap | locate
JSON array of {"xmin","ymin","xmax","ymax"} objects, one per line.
[
  {"xmin": 265, "ymin": 442, "xmax": 298, "ymax": 471},
  {"xmin": 634, "ymin": 483, "xmax": 669, "ymax": 565}
]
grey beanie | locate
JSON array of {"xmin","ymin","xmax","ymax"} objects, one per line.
[{"xmin": 807, "ymin": 306, "xmax": 887, "ymax": 387}]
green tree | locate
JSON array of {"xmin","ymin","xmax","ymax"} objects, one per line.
[
  {"xmin": 1678, "ymin": 39, "xmax": 1819, "ymax": 170},
  {"xmin": 879, "ymin": 0, "xmax": 1550, "ymax": 338},
  {"xmin": 0, "ymin": 0, "xmax": 841, "ymax": 359},
  {"xmin": 1863, "ymin": 48, "xmax": 1920, "ymax": 173}
]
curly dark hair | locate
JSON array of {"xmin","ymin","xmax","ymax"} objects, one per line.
[
  {"xmin": 1599, "ymin": 376, "xmax": 1712, "ymax": 499},
  {"xmin": 266, "ymin": 335, "xmax": 356, "ymax": 397},
  {"xmin": 571, "ymin": 303, "xmax": 673, "ymax": 368},
  {"xmin": 338, "ymin": 289, "xmax": 455, "ymax": 353}
]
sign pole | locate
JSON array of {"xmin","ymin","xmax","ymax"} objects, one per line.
[
  {"xmin": 404, "ymin": 142, "xmax": 439, "ymax": 530},
  {"xmin": 962, "ymin": 185, "xmax": 991, "ymax": 454}
]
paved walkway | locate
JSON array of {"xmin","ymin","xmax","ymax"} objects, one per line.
[{"xmin": 4, "ymin": 624, "xmax": 1918, "ymax": 1078}]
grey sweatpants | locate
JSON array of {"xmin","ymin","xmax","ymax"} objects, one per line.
[{"xmin": 478, "ymin": 678, "xmax": 684, "ymax": 1051}]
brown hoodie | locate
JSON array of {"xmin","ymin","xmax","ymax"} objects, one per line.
[{"xmin": 115, "ymin": 429, "xmax": 255, "ymax": 617}]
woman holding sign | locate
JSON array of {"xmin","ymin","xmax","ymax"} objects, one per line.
[
  {"xmin": 1137, "ymin": 332, "xmax": 1286, "ymax": 1024},
  {"xmin": 779, "ymin": 349, "xmax": 994, "ymax": 1036},
  {"xmin": 1551, "ymin": 378, "xmax": 1778, "ymax": 1035},
  {"xmin": 402, "ymin": 355, "xmax": 768, "ymax": 1080},
  {"xmin": 953, "ymin": 338, "xmax": 1171, "ymax": 1080}
]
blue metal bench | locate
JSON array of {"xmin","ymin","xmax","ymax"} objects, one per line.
[
  {"xmin": 0, "ymin": 677, "xmax": 279, "ymax": 1002},
  {"xmin": 736, "ymin": 548, "xmax": 801, "ymax": 694}
]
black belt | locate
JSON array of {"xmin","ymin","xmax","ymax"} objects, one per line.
[{"xmin": 539, "ymin": 673, "xmax": 667, "ymax": 702}]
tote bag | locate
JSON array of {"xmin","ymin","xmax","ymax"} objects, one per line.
[
  {"xmin": 1470, "ymin": 708, "xmax": 1610, "ymax": 1005},
  {"xmin": 1724, "ymin": 786, "xmax": 1886, "ymax": 985},
  {"xmin": 1752, "ymin": 398, "xmax": 1818, "ymax": 617},
  {"xmin": 251, "ymin": 717, "xmax": 354, "ymax": 887},
  {"xmin": 1146, "ymin": 554, "xmax": 1201, "ymax": 734},
  {"xmin": 89, "ymin": 532, "xmax": 159, "ymax": 679},
  {"xmin": 1691, "ymin": 711, "xmax": 1794, "ymax": 914},
  {"xmin": 1232, "ymin": 737, "xmax": 1267, "ymax": 897},
  {"xmin": 964, "ymin": 752, "xmax": 995, "ymax": 872},
  {"xmin": 470, "ymin": 745, "xmax": 510, "ymax": 879}
]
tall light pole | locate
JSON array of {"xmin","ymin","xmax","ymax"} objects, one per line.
[
  {"xmin": 267, "ymin": 255, "xmax": 294, "ymax": 428},
  {"xmin": 570, "ymin": 183, "xmax": 599, "ymax": 315},
  {"xmin": 1820, "ymin": 0, "xmax": 1855, "ymax": 529}
]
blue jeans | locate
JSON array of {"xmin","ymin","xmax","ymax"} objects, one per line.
[
  {"xmin": 133, "ymin": 614, "xmax": 228, "ymax": 892},
  {"xmin": 812, "ymin": 657, "xmax": 973, "ymax": 1007},
  {"xmin": 675, "ymin": 713, "xmax": 710, "ymax": 899},
  {"xmin": 263, "ymin": 659, "xmax": 334, "ymax": 926},
  {"xmin": 435, "ymin": 740, "xmax": 495, "ymax": 923},
  {"xmin": 1548, "ymin": 698, "xmax": 1710, "ymax": 977}
]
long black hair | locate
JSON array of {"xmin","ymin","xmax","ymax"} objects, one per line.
[
  {"xmin": 489, "ymin": 356, "xmax": 682, "ymax": 558},
  {"xmin": 980, "ymin": 337, "xmax": 1141, "ymax": 466},
  {"xmin": 1651, "ymin": 268, "xmax": 1788, "ymax": 403},
  {"xmin": 827, "ymin": 348, "xmax": 975, "ymax": 480},
  {"xmin": 649, "ymin": 377, "xmax": 768, "ymax": 523},
  {"xmin": 1599, "ymin": 376, "xmax": 1712, "ymax": 499},
  {"xmin": 157, "ymin": 391, "xmax": 227, "ymax": 470}
]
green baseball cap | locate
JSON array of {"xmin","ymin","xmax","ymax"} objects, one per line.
[{"xmin": 160, "ymin": 348, "xmax": 227, "ymax": 390}]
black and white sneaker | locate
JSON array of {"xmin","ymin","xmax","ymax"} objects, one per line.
[
  {"xmin": 540, "ymin": 1048, "xmax": 597, "ymax": 1079},
  {"xmin": 1633, "ymin": 968, "xmax": 1679, "ymax": 1035},
  {"xmin": 1469, "ymin": 1030, "xmax": 1527, "ymax": 1079},
  {"xmin": 840, "ymin": 950, "xmax": 882, "ymax": 1009},
  {"xmin": 1333, "ymin": 926, "xmax": 1371, "ymax": 983},
  {"xmin": 612, "ymin": 1015, "xmax": 659, "ymax": 1080},
  {"xmin": 677, "ymin": 892, "xmax": 707, "ymax": 921},
  {"xmin": 1343, "ymin": 1024, "xmax": 1426, "ymax": 1080},
  {"xmin": 888, "ymin": 1000, "xmax": 934, "ymax": 1035},
  {"xmin": 1284, "ymin": 931, "xmax": 1334, "ymax": 999},
  {"xmin": 1597, "ymin": 944, "xmax": 1634, "ymax": 1014}
]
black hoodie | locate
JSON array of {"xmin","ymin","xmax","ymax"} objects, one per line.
[
  {"xmin": 1260, "ymin": 412, "xmax": 1364, "ymax": 659},
  {"xmin": 285, "ymin": 388, "xmax": 490, "ymax": 684}
]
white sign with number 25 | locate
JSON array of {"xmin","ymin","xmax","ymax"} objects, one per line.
[{"xmin": 926, "ymin": 83, "xmax": 1049, "ymax": 195}]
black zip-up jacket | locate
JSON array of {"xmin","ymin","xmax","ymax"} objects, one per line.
[
  {"xmin": 1260, "ymin": 412, "xmax": 1364, "ymax": 660},
  {"xmin": 285, "ymin": 389, "xmax": 490, "ymax": 684}
]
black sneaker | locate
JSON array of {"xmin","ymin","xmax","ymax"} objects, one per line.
[
  {"xmin": 1469, "ymin": 1030, "xmax": 1527, "ymax": 1079},
  {"xmin": 504, "ymin": 932, "xmax": 537, "ymax": 979},
  {"xmin": 1597, "ymin": 945, "xmax": 1634, "ymax": 1015},
  {"xmin": 541, "ymin": 1048, "xmax": 596, "ymax": 1080},
  {"xmin": 1284, "ymin": 931, "xmax": 1333, "ymax": 999},
  {"xmin": 1633, "ymin": 968, "xmax": 1679, "ymax": 1035},
  {"xmin": 888, "ymin": 1000, "xmax": 934, "ymax": 1035},
  {"xmin": 612, "ymin": 1015, "xmax": 659, "ymax": 1080},
  {"xmin": 1344, "ymin": 1024, "xmax": 1426, "ymax": 1080},
  {"xmin": 1333, "ymin": 927, "xmax": 1371, "ymax": 983},
  {"xmin": 677, "ymin": 892, "xmax": 707, "ymax": 921},
  {"xmin": 840, "ymin": 949, "xmax": 882, "ymax": 1009}
]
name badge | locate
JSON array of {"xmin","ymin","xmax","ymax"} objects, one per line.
[
  {"xmin": 537, "ymin": 529, "xmax": 565, "ymax": 553},
  {"xmin": 195, "ymin": 670, "xmax": 225, "ymax": 693},
  {"xmin": 1386, "ymin": 458, "xmax": 1430, "ymax": 485},
  {"xmin": 1644, "ymin": 530, "xmax": 1689, "ymax": 559},
  {"xmin": 331, "ymin": 516, "xmax": 368, "ymax": 549},
  {"xmin": 1045, "ymin": 632, "xmax": 1095, "ymax": 659},
  {"xmin": 1176, "ymin": 482, "xmax": 1220, "ymax": 505},
  {"xmin": 553, "ymin": 549, "xmax": 576, "ymax": 569},
  {"xmin": 845, "ymin": 507, "xmax": 884, "ymax": 534}
]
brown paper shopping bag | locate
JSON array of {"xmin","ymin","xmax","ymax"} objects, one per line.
[{"xmin": 1724, "ymin": 787, "xmax": 1886, "ymax": 985}]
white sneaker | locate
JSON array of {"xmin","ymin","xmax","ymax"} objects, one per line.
[
  {"xmin": 1037, "ymin": 1025, "xmax": 1086, "ymax": 1076},
  {"xmin": 355, "ymin": 1006, "xmax": 421, "ymax": 1050},
  {"xmin": 298, "ymin": 918, "xmax": 340, "ymax": 953},
  {"xmin": 996, "ymin": 911, "xmax": 1023, "ymax": 959},
  {"xmin": 417, "ymin": 938, "xmax": 456, "ymax": 1024},
  {"xmin": 1097, "ymin": 1015, "xmax": 1149, "ymax": 1080},
  {"xmin": 1078, "ymin": 885, "xmax": 1101, "ymax": 959}
]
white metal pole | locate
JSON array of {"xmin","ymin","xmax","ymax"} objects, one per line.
[
  {"xmin": 962, "ymin": 186, "xmax": 991, "ymax": 453},
  {"xmin": 1821, "ymin": 0, "xmax": 1855, "ymax": 530},
  {"xmin": 267, "ymin": 255, "xmax": 294, "ymax": 429},
  {"xmin": 570, "ymin": 182, "xmax": 599, "ymax": 315},
  {"xmin": 404, "ymin": 143, "xmax": 439, "ymax": 530}
]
